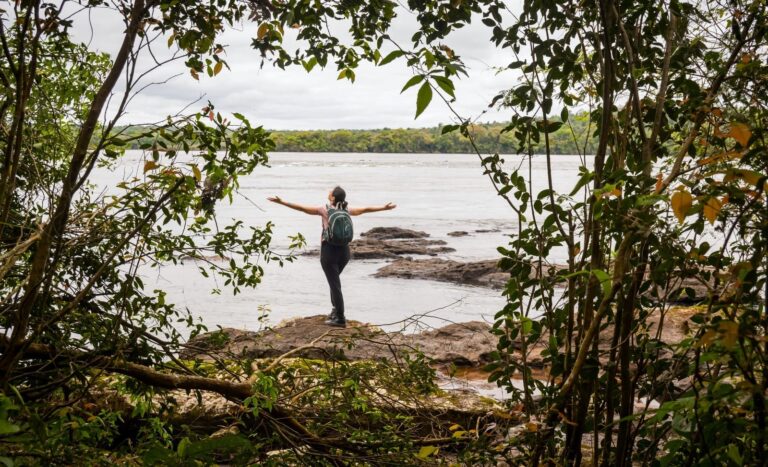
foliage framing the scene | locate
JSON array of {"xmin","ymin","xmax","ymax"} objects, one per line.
[{"xmin": 1, "ymin": 0, "xmax": 767, "ymax": 465}]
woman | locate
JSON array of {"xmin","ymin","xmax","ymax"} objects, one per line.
[{"xmin": 267, "ymin": 186, "xmax": 397, "ymax": 327}]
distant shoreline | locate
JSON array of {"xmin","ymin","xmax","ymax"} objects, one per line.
[
  {"xmin": 114, "ymin": 117, "xmax": 597, "ymax": 155},
  {"xmin": 265, "ymin": 150, "xmax": 594, "ymax": 156}
]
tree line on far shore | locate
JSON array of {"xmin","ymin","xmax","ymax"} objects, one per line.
[{"xmin": 115, "ymin": 112, "xmax": 596, "ymax": 155}]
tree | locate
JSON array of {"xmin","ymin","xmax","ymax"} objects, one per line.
[
  {"xmin": 449, "ymin": 0, "xmax": 768, "ymax": 464},
  {"xmin": 3, "ymin": 0, "xmax": 767, "ymax": 464},
  {"xmin": 0, "ymin": 0, "xmax": 504, "ymax": 463}
]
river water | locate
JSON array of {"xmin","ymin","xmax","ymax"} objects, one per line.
[{"xmin": 105, "ymin": 151, "xmax": 591, "ymax": 334}]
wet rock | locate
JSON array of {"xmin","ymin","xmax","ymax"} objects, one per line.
[
  {"xmin": 447, "ymin": 231, "xmax": 470, "ymax": 237},
  {"xmin": 304, "ymin": 238, "xmax": 455, "ymax": 259},
  {"xmin": 360, "ymin": 226, "xmax": 430, "ymax": 240},
  {"xmin": 401, "ymin": 321, "xmax": 499, "ymax": 366},
  {"xmin": 475, "ymin": 228, "xmax": 501, "ymax": 233},
  {"xmin": 182, "ymin": 315, "xmax": 501, "ymax": 368},
  {"xmin": 373, "ymin": 258, "xmax": 571, "ymax": 289},
  {"xmin": 645, "ymin": 275, "xmax": 714, "ymax": 304},
  {"xmin": 183, "ymin": 315, "xmax": 389, "ymax": 361},
  {"xmin": 374, "ymin": 258, "xmax": 510, "ymax": 289}
]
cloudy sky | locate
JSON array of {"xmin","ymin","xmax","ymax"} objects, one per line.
[{"xmin": 72, "ymin": 5, "xmax": 518, "ymax": 130}]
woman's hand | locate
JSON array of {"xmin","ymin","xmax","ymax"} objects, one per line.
[
  {"xmin": 384, "ymin": 202, "xmax": 397, "ymax": 210},
  {"xmin": 267, "ymin": 195, "xmax": 283, "ymax": 204}
]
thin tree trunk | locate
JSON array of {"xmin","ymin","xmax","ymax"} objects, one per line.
[{"xmin": 0, "ymin": 0, "xmax": 147, "ymax": 385}]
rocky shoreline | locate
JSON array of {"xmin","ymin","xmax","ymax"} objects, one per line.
[
  {"xmin": 374, "ymin": 257, "xmax": 510, "ymax": 289},
  {"xmin": 182, "ymin": 306, "xmax": 699, "ymax": 398},
  {"xmin": 303, "ymin": 226, "xmax": 457, "ymax": 259},
  {"xmin": 314, "ymin": 226, "xmax": 713, "ymax": 303},
  {"xmin": 182, "ymin": 315, "xmax": 501, "ymax": 367}
]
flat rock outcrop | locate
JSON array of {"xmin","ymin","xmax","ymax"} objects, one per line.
[
  {"xmin": 374, "ymin": 258, "xmax": 510, "ymax": 289},
  {"xmin": 645, "ymin": 275, "xmax": 717, "ymax": 304},
  {"xmin": 360, "ymin": 226, "xmax": 429, "ymax": 240},
  {"xmin": 304, "ymin": 238, "xmax": 455, "ymax": 259},
  {"xmin": 182, "ymin": 315, "xmax": 500, "ymax": 367},
  {"xmin": 305, "ymin": 227, "xmax": 456, "ymax": 259},
  {"xmin": 352, "ymin": 238, "xmax": 455, "ymax": 258}
]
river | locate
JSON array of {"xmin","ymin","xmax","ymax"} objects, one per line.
[{"xmin": 105, "ymin": 151, "xmax": 592, "ymax": 333}]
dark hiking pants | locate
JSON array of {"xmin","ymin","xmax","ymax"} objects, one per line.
[{"xmin": 320, "ymin": 242, "xmax": 351, "ymax": 319}]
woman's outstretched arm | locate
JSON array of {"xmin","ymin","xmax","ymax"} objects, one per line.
[
  {"xmin": 349, "ymin": 202, "xmax": 397, "ymax": 216},
  {"xmin": 267, "ymin": 196, "xmax": 319, "ymax": 215}
]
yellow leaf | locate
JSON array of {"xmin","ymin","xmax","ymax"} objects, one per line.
[
  {"xmin": 213, "ymin": 61, "xmax": 223, "ymax": 76},
  {"xmin": 143, "ymin": 160, "xmax": 158, "ymax": 173},
  {"xmin": 257, "ymin": 23, "xmax": 269, "ymax": 40},
  {"xmin": 493, "ymin": 410, "xmax": 516, "ymax": 420},
  {"xmin": 741, "ymin": 53, "xmax": 752, "ymax": 64},
  {"xmin": 611, "ymin": 186, "xmax": 622, "ymax": 197},
  {"xmin": 167, "ymin": 32, "xmax": 175, "ymax": 48},
  {"xmin": 713, "ymin": 124, "xmax": 727, "ymax": 139},
  {"xmin": 190, "ymin": 69, "xmax": 199, "ymax": 81},
  {"xmin": 724, "ymin": 169, "xmax": 767, "ymax": 189},
  {"xmin": 449, "ymin": 423, "xmax": 461, "ymax": 431},
  {"xmin": 655, "ymin": 173, "xmax": 663, "ymax": 193},
  {"xmin": 718, "ymin": 321, "xmax": 739, "ymax": 349},
  {"xmin": 526, "ymin": 422, "xmax": 538, "ymax": 432},
  {"xmin": 671, "ymin": 188, "xmax": 693, "ymax": 224},
  {"xmin": 192, "ymin": 165, "xmax": 202, "ymax": 182},
  {"xmin": 698, "ymin": 330, "xmax": 717, "ymax": 348},
  {"xmin": 728, "ymin": 122, "xmax": 751, "ymax": 147},
  {"xmin": 699, "ymin": 151, "xmax": 742, "ymax": 166},
  {"xmin": 703, "ymin": 197, "xmax": 722, "ymax": 224},
  {"xmin": 452, "ymin": 430, "xmax": 467, "ymax": 438},
  {"xmin": 337, "ymin": 69, "xmax": 347, "ymax": 80},
  {"xmin": 416, "ymin": 445, "xmax": 438, "ymax": 459}
]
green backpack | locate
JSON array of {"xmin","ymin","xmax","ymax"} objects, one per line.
[{"xmin": 324, "ymin": 204, "xmax": 354, "ymax": 245}]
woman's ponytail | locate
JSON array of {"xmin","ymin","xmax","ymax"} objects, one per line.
[{"xmin": 332, "ymin": 186, "xmax": 348, "ymax": 210}]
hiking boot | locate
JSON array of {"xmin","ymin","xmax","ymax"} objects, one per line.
[{"xmin": 325, "ymin": 317, "xmax": 347, "ymax": 328}]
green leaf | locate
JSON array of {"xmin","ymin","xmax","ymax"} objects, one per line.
[
  {"xmin": 432, "ymin": 75, "xmax": 455, "ymax": 98},
  {"xmin": 726, "ymin": 444, "xmax": 742, "ymax": 465},
  {"xmin": 401, "ymin": 74, "xmax": 424, "ymax": 93},
  {"xmin": 177, "ymin": 437, "xmax": 191, "ymax": 458},
  {"xmin": 0, "ymin": 419, "xmax": 20, "ymax": 436},
  {"xmin": 592, "ymin": 269, "xmax": 612, "ymax": 299},
  {"xmin": 520, "ymin": 317, "xmax": 533, "ymax": 334},
  {"xmin": 569, "ymin": 170, "xmax": 593, "ymax": 196},
  {"xmin": 415, "ymin": 82, "xmax": 432, "ymax": 119},
  {"xmin": 378, "ymin": 50, "xmax": 404, "ymax": 66},
  {"xmin": 441, "ymin": 124, "xmax": 459, "ymax": 134},
  {"xmin": 302, "ymin": 57, "xmax": 318, "ymax": 72}
]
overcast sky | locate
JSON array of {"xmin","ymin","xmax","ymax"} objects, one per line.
[{"xmin": 71, "ymin": 6, "xmax": 518, "ymax": 130}]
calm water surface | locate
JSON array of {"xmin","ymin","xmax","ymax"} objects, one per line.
[{"xmin": 105, "ymin": 152, "xmax": 592, "ymax": 333}]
